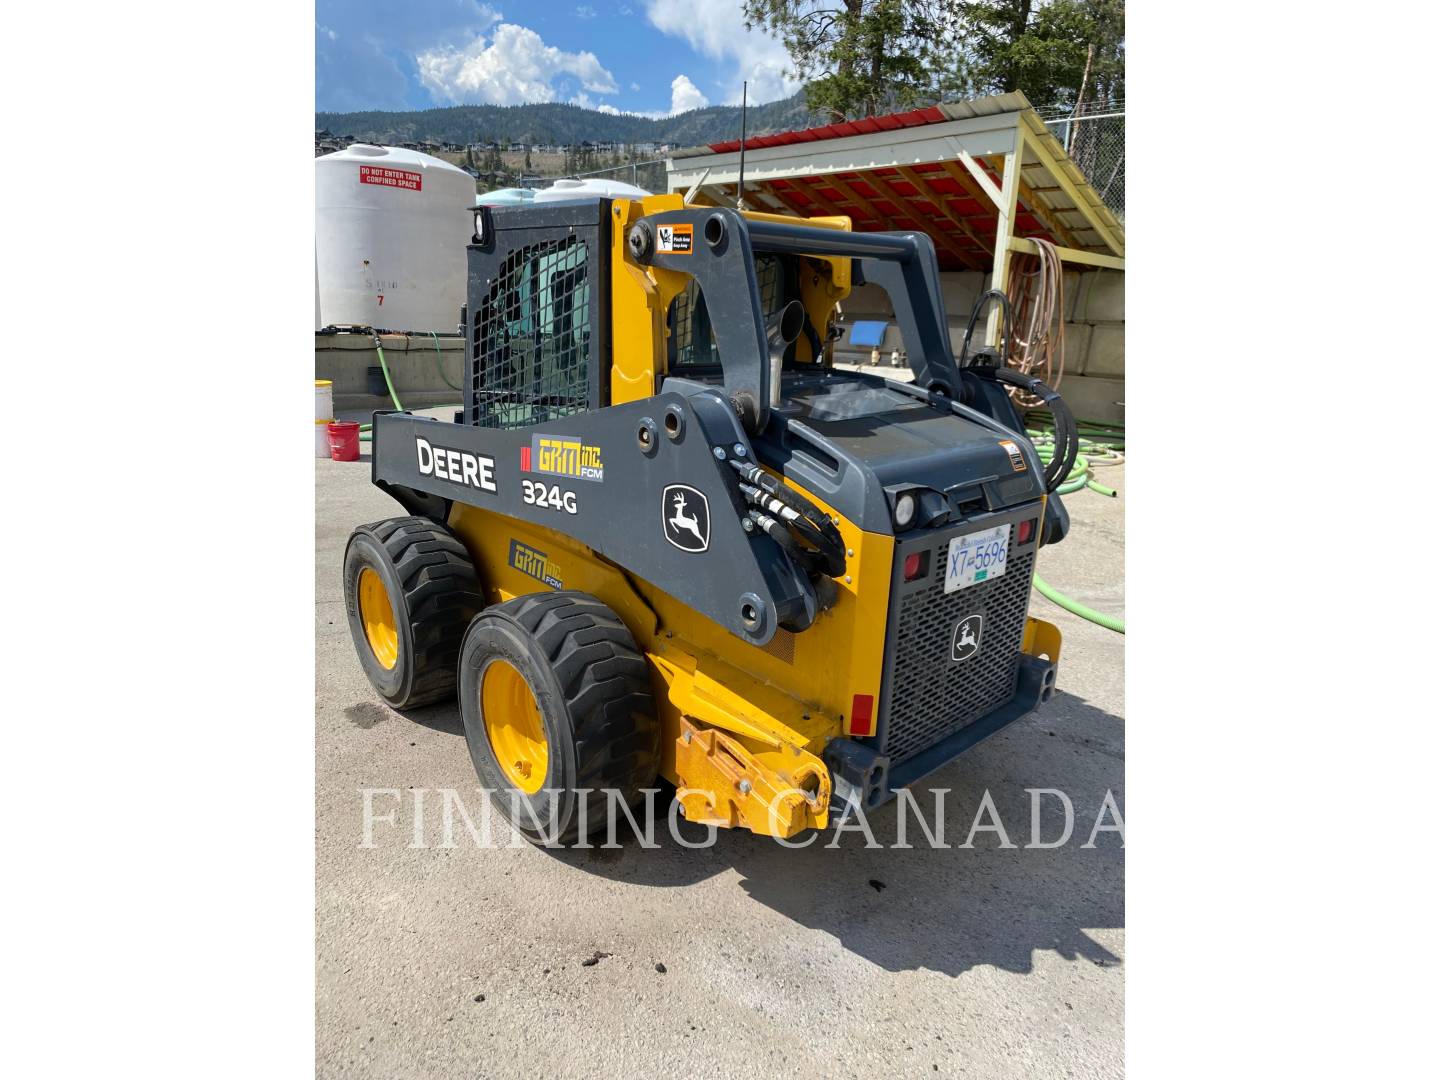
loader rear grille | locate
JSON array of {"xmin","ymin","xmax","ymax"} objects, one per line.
[{"xmin": 879, "ymin": 527, "xmax": 1036, "ymax": 765}]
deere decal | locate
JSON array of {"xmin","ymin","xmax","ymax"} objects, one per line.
[
  {"xmin": 521, "ymin": 434, "xmax": 604, "ymax": 483},
  {"xmin": 508, "ymin": 540, "xmax": 564, "ymax": 590}
]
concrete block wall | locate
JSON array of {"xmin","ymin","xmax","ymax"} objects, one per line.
[
  {"xmin": 317, "ymin": 269, "xmax": 1125, "ymax": 421},
  {"xmin": 316, "ymin": 332, "xmax": 466, "ymax": 409},
  {"xmin": 834, "ymin": 268, "xmax": 1125, "ymax": 423}
]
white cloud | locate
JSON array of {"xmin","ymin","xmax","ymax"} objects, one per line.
[
  {"xmin": 417, "ymin": 22, "xmax": 618, "ymax": 105},
  {"xmin": 575, "ymin": 4, "xmax": 597, "ymax": 17},
  {"xmin": 668, "ymin": 74, "xmax": 709, "ymax": 114},
  {"xmin": 644, "ymin": 1, "xmax": 799, "ymax": 104},
  {"xmin": 572, "ymin": 92, "xmax": 622, "ymax": 114}
]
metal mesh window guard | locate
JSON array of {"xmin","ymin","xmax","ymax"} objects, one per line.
[
  {"xmin": 472, "ymin": 236, "xmax": 591, "ymax": 428},
  {"xmin": 668, "ymin": 255, "xmax": 782, "ymax": 370}
]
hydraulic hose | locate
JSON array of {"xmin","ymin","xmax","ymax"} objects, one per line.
[
  {"xmin": 726, "ymin": 457, "xmax": 846, "ymax": 578},
  {"xmin": 971, "ymin": 365, "xmax": 1078, "ymax": 493},
  {"xmin": 959, "ymin": 289, "xmax": 1012, "ymax": 366}
]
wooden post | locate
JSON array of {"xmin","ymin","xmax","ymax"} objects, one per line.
[{"xmin": 986, "ymin": 131, "xmax": 1023, "ymax": 350}]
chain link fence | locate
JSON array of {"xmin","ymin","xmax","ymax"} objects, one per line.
[
  {"xmin": 1041, "ymin": 105, "xmax": 1124, "ymax": 221},
  {"xmin": 561, "ymin": 159, "xmax": 670, "ymax": 193}
]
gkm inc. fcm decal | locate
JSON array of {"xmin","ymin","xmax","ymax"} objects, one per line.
[
  {"xmin": 522, "ymin": 435, "xmax": 604, "ymax": 482},
  {"xmin": 662, "ymin": 484, "xmax": 710, "ymax": 552}
]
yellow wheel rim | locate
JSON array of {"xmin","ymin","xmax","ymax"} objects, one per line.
[
  {"xmin": 357, "ymin": 567, "xmax": 399, "ymax": 671},
  {"xmin": 481, "ymin": 660, "xmax": 549, "ymax": 794}
]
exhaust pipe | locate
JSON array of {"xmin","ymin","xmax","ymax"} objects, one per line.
[{"xmin": 766, "ymin": 300, "xmax": 805, "ymax": 407}]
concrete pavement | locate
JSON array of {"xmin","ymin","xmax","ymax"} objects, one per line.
[{"xmin": 315, "ymin": 419, "xmax": 1125, "ymax": 1077}]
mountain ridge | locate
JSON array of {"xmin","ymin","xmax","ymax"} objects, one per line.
[{"xmin": 316, "ymin": 93, "xmax": 826, "ymax": 150}]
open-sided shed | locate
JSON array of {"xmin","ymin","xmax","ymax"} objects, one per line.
[{"xmin": 666, "ymin": 92, "xmax": 1124, "ymax": 348}]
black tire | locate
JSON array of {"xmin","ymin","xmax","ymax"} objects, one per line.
[
  {"xmin": 343, "ymin": 516, "xmax": 484, "ymax": 709},
  {"xmin": 458, "ymin": 591, "xmax": 660, "ymax": 844}
]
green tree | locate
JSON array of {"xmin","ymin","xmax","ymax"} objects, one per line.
[
  {"xmin": 937, "ymin": 1, "xmax": 1123, "ymax": 110},
  {"xmin": 745, "ymin": 0, "xmax": 1122, "ymax": 120},
  {"xmin": 743, "ymin": 1, "xmax": 943, "ymax": 122},
  {"xmin": 483, "ymin": 144, "xmax": 504, "ymax": 178}
]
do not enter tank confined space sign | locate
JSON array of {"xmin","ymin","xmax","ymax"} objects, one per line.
[{"xmin": 359, "ymin": 165, "xmax": 422, "ymax": 192}]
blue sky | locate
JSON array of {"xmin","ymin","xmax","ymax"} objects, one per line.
[{"xmin": 316, "ymin": 1, "xmax": 799, "ymax": 116}]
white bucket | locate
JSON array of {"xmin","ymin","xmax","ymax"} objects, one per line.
[
  {"xmin": 316, "ymin": 419, "xmax": 333, "ymax": 458},
  {"xmin": 315, "ymin": 379, "xmax": 334, "ymax": 422}
]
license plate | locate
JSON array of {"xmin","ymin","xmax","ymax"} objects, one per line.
[{"xmin": 944, "ymin": 524, "xmax": 1011, "ymax": 593}]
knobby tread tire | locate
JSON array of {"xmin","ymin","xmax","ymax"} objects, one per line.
[
  {"xmin": 462, "ymin": 591, "xmax": 660, "ymax": 842},
  {"xmin": 345, "ymin": 516, "xmax": 484, "ymax": 709}
]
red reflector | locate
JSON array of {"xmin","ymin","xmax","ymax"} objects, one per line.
[
  {"xmin": 850, "ymin": 693, "xmax": 875, "ymax": 737},
  {"xmin": 520, "ymin": 446, "xmax": 532, "ymax": 472},
  {"xmin": 1017, "ymin": 518, "xmax": 1036, "ymax": 545},
  {"xmin": 903, "ymin": 552, "xmax": 923, "ymax": 581}
]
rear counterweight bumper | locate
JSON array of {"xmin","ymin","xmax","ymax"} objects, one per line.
[
  {"xmin": 885, "ymin": 654, "xmax": 1057, "ymax": 794},
  {"xmin": 826, "ymin": 654, "xmax": 1057, "ymax": 815}
]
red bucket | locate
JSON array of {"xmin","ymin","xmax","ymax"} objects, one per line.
[{"xmin": 327, "ymin": 420, "xmax": 361, "ymax": 462}]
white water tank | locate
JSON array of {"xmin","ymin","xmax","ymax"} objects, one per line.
[
  {"xmin": 532, "ymin": 177, "xmax": 651, "ymax": 203},
  {"xmin": 316, "ymin": 145, "xmax": 475, "ymax": 333}
]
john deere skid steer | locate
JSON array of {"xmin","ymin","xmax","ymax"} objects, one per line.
[{"xmin": 343, "ymin": 194, "xmax": 1076, "ymax": 842}]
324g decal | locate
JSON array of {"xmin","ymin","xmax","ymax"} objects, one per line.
[{"xmin": 521, "ymin": 479, "xmax": 577, "ymax": 514}]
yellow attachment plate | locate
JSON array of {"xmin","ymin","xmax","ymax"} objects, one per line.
[
  {"xmin": 481, "ymin": 659, "xmax": 549, "ymax": 794},
  {"xmin": 357, "ymin": 567, "xmax": 398, "ymax": 671}
]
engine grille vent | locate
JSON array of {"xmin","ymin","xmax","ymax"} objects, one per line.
[{"xmin": 881, "ymin": 536, "xmax": 1035, "ymax": 764}]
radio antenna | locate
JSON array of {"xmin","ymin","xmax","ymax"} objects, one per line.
[{"xmin": 737, "ymin": 80, "xmax": 748, "ymax": 211}]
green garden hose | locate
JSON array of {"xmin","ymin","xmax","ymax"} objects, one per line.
[
  {"xmin": 373, "ymin": 338, "xmax": 404, "ymax": 412},
  {"xmin": 357, "ymin": 336, "xmax": 461, "ymax": 442},
  {"xmin": 429, "ymin": 331, "xmax": 464, "ymax": 393},
  {"xmin": 1026, "ymin": 413, "xmax": 1127, "ymax": 634},
  {"xmin": 1033, "ymin": 574, "xmax": 1126, "ymax": 634}
]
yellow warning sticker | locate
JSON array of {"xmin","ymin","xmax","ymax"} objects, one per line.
[
  {"xmin": 999, "ymin": 439, "xmax": 1027, "ymax": 472},
  {"xmin": 656, "ymin": 223, "xmax": 694, "ymax": 254}
]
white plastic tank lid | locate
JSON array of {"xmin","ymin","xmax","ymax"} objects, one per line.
[
  {"xmin": 531, "ymin": 177, "xmax": 651, "ymax": 203},
  {"xmin": 475, "ymin": 188, "xmax": 537, "ymax": 206},
  {"xmin": 317, "ymin": 143, "xmax": 471, "ymax": 176}
]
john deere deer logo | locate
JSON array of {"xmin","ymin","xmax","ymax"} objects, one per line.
[
  {"xmin": 662, "ymin": 484, "xmax": 710, "ymax": 552},
  {"xmin": 952, "ymin": 614, "xmax": 983, "ymax": 662}
]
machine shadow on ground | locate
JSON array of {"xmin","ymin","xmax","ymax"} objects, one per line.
[{"xmin": 378, "ymin": 689, "xmax": 1124, "ymax": 978}]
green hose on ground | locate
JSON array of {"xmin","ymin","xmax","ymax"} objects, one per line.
[
  {"xmin": 1025, "ymin": 414, "xmax": 1127, "ymax": 634},
  {"xmin": 1033, "ymin": 574, "xmax": 1126, "ymax": 634}
]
